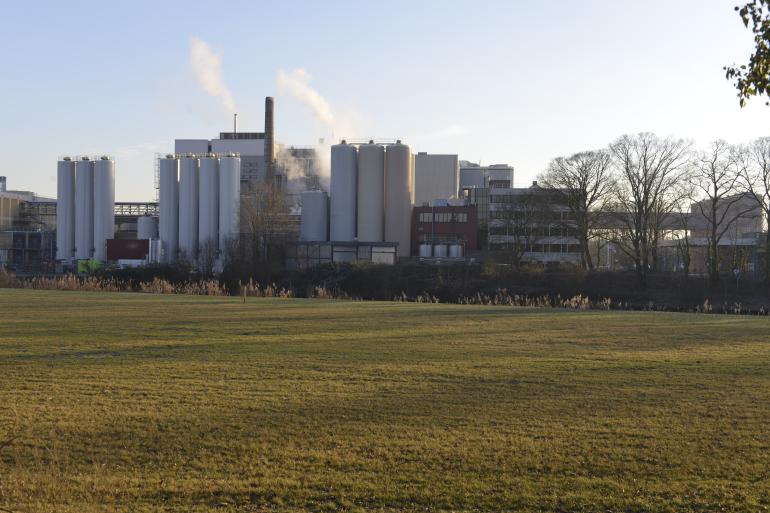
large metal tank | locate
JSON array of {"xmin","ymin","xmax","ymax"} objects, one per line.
[
  {"xmin": 433, "ymin": 244, "xmax": 448, "ymax": 258},
  {"xmin": 74, "ymin": 157, "xmax": 94, "ymax": 260},
  {"xmin": 300, "ymin": 190, "xmax": 328, "ymax": 241},
  {"xmin": 449, "ymin": 244, "xmax": 463, "ymax": 258},
  {"xmin": 159, "ymin": 155, "xmax": 179, "ymax": 263},
  {"xmin": 385, "ymin": 141, "xmax": 414, "ymax": 258},
  {"xmin": 138, "ymin": 216, "xmax": 159, "ymax": 240},
  {"xmin": 357, "ymin": 141, "xmax": 385, "ymax": 242},
  {"xmin": 198, "ymin": 155, "xmax": 219, "ymax": 252},
  {"xmin": 418, "ymin": 243, "xmax": 432, "ymax": 258},
  {"xmin": 178, "ymin": 155, "xmax": 199, "ymax": 261},
  {"xmin": 56, "ymin": 157, "xmax": 76, "ymax": 261},
  {"xmin": 92, "ymin": 156, "xmax": 115, "ymax": 261},
  {"xmin": 330, "ymin": 141, "xmax": 357, "ymax": 241},
  {"xmin": 218, "ymin": 155, "xmax": 241, "ymax": 255}
]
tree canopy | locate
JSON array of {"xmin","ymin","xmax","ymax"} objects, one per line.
[{"xmin": 725, "ymin": 1, "xmax": 770, "ymax": 106}]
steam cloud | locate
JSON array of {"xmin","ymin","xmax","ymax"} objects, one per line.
[
  {"xmin": 277, "ymin": 69, "xmax": 335, "ymax": 127},
  {"xmin": 190, "ymin": 37, "xmax": 236, "ymax": 113}
]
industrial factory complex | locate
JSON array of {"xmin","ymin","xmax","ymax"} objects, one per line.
[
  {"xmin": 0, "ymin": 95, "xmax": 515, "ymax": 273},
  {"xmin": 1, "ymin": 94, "xmax": 766, "ymax": 278}
]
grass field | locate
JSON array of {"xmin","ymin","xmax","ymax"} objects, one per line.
[{"xmin": 0, "ymin": 289, "xmax": 769, "ymax": 512}]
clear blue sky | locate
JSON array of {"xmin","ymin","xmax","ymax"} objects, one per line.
[{"xmin": 0, "ymin": 0, "xmax": 767, "ymax": 201}]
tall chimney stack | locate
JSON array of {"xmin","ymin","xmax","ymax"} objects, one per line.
[
  {"xmin": 0, "ymin": 176, "xmax": 6, "ymax": 193},
  {"xmin": 264, "ymin": 96, "xmax": 275, "ymax": 178}
]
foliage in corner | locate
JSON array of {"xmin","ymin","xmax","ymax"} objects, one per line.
[{"xmin": 725, "ymin": 1, "xmax": 770, "ymax": 106}]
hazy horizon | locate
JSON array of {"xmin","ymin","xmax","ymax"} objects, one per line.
[{"xmin": 1, "ymin": 0, "xmax": 767, "ymax": 201}]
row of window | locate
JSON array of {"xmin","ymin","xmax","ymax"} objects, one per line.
[
  {"xmin": 489, "ymin": 226, "xmax": 578, "ymax": 237},
  {"xmin": 491, "ymin": 243, "xmax": 582, "ymax": 254},
  {"xmin": 489, "ymin": 210, "xmax": 573, "ymax": 222},
  {"xmin": 418, "ymin": 212, "xmax": 469, "ymax": 223}
]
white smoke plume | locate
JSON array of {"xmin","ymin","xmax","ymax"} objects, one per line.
[
  {"xmin": 277, "ymin": 69, "xmax": 335, "ymax": 127},
  {"xmin": 190, "ymin": 37, "xmax": 236, "ymax": 113}
]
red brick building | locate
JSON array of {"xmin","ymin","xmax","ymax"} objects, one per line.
[{"xmin": 411, "ymin": 205, "xmax": 478, "ymax": 255}]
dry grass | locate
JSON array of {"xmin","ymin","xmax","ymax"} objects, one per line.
[{"xmin": 0, "ymin": 289, "xmax": 769, "ymax": 512}]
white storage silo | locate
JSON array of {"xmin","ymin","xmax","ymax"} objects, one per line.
[
  {"xmin": 138, "ymin": 216, "xmax": 159, "ymax": 240},
  {"xmin": 178, "ymin": 155, "xmax": 199, "ymax": 261},
  {"xmin": 330, "ymin": 141, "xmax": 357, "ymax": 241},
  {"xmin": 357, "ymin": 142, "xmax": 384, "ymax": 242},
  {"xmin": 433, "ymin": 244, "xmax": 448, "ymax": 258},
  {"xmin": 93, "ymin": 156, "xmax": 115, "ymax": 261},
  {"xmin": 385, "ymin": 141, "xmax": 414, "ymax": 258},
  {"xmin": 218, "ymin": 155, "xmax": 241, "ymax": 255},
  {"xmin": 198, "ymin": 155, "xmax": 219, "ymax": 252},
  {"xmin": 418, "ymin": 243, "xmax": 432, "ymax": 258},
  {"xmin": 159, "ymin": 156, "xmax": 179, "ymax": 263},
  {"xmin": 56, "ymin": 157, "xmax": 76, "ymax": 261},
  {"xmin": 75, "ymin": 157, "xmax": 94, "ymax": 260},
  {"xmin": 300, "ymin": 190, "xmax": 328, "ymax": 241}
]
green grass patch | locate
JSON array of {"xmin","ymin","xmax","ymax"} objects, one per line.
[{"xmin": 0, "ymin": 289, "xmax": 769, "ymax": 512}]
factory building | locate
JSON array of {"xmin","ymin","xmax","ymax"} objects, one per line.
[
  {"xmin": 414, "ymin": 153, "xmax": 459, "ymax": 207},
  {"xmin": 412, "ymin": 201, "xmax": 478, "ymax": 259},
  {"xmin": 174, "ymin": 97, "xmax": 276, "ymax": 185},
  {"xmin": 487, "ymin": 183, "xmax": 581, "ymax": 265},
  {"xmin": 0, "ymin": 178, "xmax": 56, "ymax": 272},
  {"xmin": 295, "ymin": 139, "xmax": 417, "ymax": 265},
  {"xmin": 460, "ymin": 162, "xmax": 514, "ymax": 189}
]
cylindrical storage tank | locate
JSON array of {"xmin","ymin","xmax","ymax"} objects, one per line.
[
  {"xmin": 198, "ymin": 155, "xmax": 219, "ymax": 253},
  {"xmin": 138, "ymin": 216, "xmax": 159, "ymax": 240},
  {"xmin": 159, "ymin": 156, "xmax": 179, "ymax": 263},
  {"xmin": 92, "ymin": 156, "xmax": 115, "ymax": 261},
  {"xmin": 178, "ymin": 155, "xmax": 199, "ymax": 261},
  {"xmin": 74, "ymin": 157, "xmax": 94, "ymax": 260},
  {"xmin": 433, "ymin": 244, "xmax": 448, "ymax": 258},
  {"xmin": 357, "ymin": 142, "xmax": 385, "ymax": 242},
  {"xmin": 218, "ymin": 155, "xmax": 241, "ymax": 257},
  {"xmin": 300, "ymin": 190, "xmax": 328, "ymax": 241},
  {"xmin": 330, "ymin": 142, "xmax": 357, "ymax": 241},
  {"xmin": 449, "ymin": 244, "xmax": 463, "ymax": 258},
  {"xmin": 385, "ymin": 141, "xmax": 414, "ymax": 258},
  {"xmin": 418, "ymin": 243, "xmax": 432, "ymax": 258},
  {"xmin": 56, "ymin": 157, "xmax": 76, "ymax": 261}
]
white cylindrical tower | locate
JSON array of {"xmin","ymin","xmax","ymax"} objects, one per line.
[
  {"xmin": 198, "ymin": 155, "xmax": 219, "ymax": 253},
  {"xmin": 178, "ymin": 155, "xmax": 199, "ymax": 262},
  {"xmin": 218, "ymin": 155, "xmax": 241, "ymax": 256},
  {"xmin": 92, "ymin": 156, "xmax": 115, "ymax": 261},
  {"xmin": 74, "ymin": 157, "xmax": 94, "ymax": 260},
  {"xmin": 159, "ymin": 156, "xmax": 179, "ymax": 263},
  {"xmin": 357, "ymin": 141, "xmax": 385, "ymax": 242},
  {"xmin": 300, "ymin": 190, "xmax": 328, "ymax": 241},
  {"xmin": 138, "ymin": 216, "xmax": 159, "ymax": 240},
  {"xmin": 56, "ymin": 157, "xmax": 76, "ymax": 261},
  {"xmin": 330, "ymin": 141, "xmax": 357, "ymax": 241},
  {"xmin": 385, "ymin": 141, "xmax": 414, "ymax": 258}
]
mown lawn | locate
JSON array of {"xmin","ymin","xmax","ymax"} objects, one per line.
[{"xmin": 0, "ymin": 289, "xmax": 768, "ymax": 512}]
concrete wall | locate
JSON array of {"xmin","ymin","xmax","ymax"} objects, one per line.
[{"xmin": 414, "ymin": 153, "xmax": 459, "ymax": 206}]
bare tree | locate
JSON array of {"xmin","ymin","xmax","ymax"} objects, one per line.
[
  {"xmin": 538, "ymin": 150, "xmax": 614, "ymax": 270},
  {"xmin": 228, "ymin": 180, "xmax": 296, "ymax": 280},
  {"xmin": 690, "ymin": 141, "xmax": 754, "ymax": 285},
  {"xmin": 740, "ymin": 137, "xmax": 770, "ymax": 283},
  {"xmin": 609, "ymin": 133, "xmax": 692, "ymax": 287},
  {"xmin": 197, "ymin": 238, "xmax": 219, "ymax": 277},
  {"xmin": 671, "ymin": 181, "xmax": 697, "ymax": 281}
]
